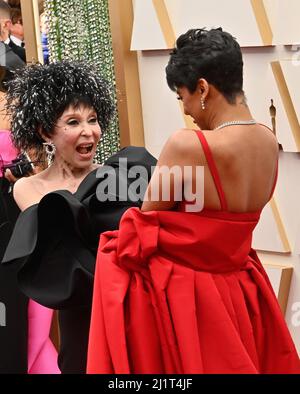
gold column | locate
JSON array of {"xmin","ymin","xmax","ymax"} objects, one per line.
[
  {"xmin": 250, "ymin": 0, "xmax": 273, "ymax": 46},
  {"xmin": 152, "ymin": 0, "xmax": 175, "ymax": 49},
  {"xmin": 269, "ymin": 197, "xmax": 291, "ymax": 253},
  {"xmin": 20, "ymin": 0, "xmax": 43, "ymax": 65},
  {"xmin": 108, "ymin": 0, "xmax": 145, "ymax": 147},
  {"xmin": 271, "ymin": 61, "xmax": 300, "ymax": 151},
  {"xmin": 277, "ymin": 266, "xmax": 293, "ymax": 315}
]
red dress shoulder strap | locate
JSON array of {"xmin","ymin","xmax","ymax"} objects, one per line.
[{"xmin": 195, "ymin": 130, "xmax": 228, "ymax": 211}]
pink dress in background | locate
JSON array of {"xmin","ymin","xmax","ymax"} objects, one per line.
[
  {"xmin": 0, "ymin": 130, "xmax": 18, "ymax": 176},
  {"xmin": 27, "ymin": 301, "xmax": 60, "ymax": 374},
  {"xmin": 0, "ymin": 130, "xmax": 60, "ymax": 374}
]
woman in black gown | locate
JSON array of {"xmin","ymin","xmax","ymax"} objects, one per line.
[{"xmin": 2, "ymin": 61, "xmax": 156, "ymax": 373}]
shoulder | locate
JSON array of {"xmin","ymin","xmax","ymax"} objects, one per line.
[
  {"xmin": 157, "ymin": 128, "xmax": 201, "ymax": 165},
  {"xmin": 162, "ymin": 128, "xmax": 203, "ymax": 158},
  {"xmin": 259, "ymin": 124, "xmax": 279, "ymax": 152},
  {"xmin": 13, "ymin": 175, "xmax": 31, "ymax": 192},
  {"xmin": 13, "ymin": 173, "xmax": 43, "ymax": 211},
  {"xmin": 13, "ymin": 177, "xmax": 31, "ymax": 210},
  {"xmin": 166, "ymin": 128, "xmax": 198, "ymax": 147}
]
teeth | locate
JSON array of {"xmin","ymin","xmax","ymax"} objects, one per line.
[
  {"xmin": 78, "ymin": 144, "xmax": 93, "ymax": 148},
  {"xmin": 77, "ymin": 143, "xmax": 93, "ymax": 155}
]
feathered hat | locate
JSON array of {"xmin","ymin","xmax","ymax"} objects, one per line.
[{"xmin": 5, "ymin": 60, "xmax": 115, "ymax": 152}]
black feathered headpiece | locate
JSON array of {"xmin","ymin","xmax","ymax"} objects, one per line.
[{"xmin": 5, "ymin": 61, "xmax": 115, "ymax": 152}]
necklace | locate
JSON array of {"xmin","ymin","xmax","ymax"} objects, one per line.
[{"xmin": 214, "ymin": 119, "xmax": 257, "ymax": 131}]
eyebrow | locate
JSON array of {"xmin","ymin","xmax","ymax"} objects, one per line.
[{"xmin": 62, "ymin": 111, "xmax": 97, "ymax": 118}]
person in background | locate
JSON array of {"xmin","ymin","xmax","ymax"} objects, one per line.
[
  {"xmin": 40, "ymin": 12, "xmax": 49, "ymax": 64},
  {"xmin": 87, "ymin": 27, "xmax": 300, "ymax": 374},
  {"xmin": 0, "ymin": 0, "xmax": 25, "ymax": 63},
  {"xmin": 8, "ymin": 6, "xmax": 26, "ymax": 63},
  {"xmin": 0, "ymin": 66, "xmax": 19, "ymax": 258},
  {"xmin": 0, "ymin": 63, "xmax": 57, "ymax": 374},
  {"xmin": 0, "ymin": 65, "xmax": 28, "ymax": 373},
  {"xmin": 0, "ymin": 2, "xmax": 25, "ymax": 71},
  {"xmin": 0, "ymin": 1, "xmax": 13, "ymax": 42}
]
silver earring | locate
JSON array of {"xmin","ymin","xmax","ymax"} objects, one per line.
[
  {"xmin": 43, "ymin": 141, "xmax": 56, "ymax": 167},
  {"xmin": 201, "ymin": 98, "xmax": 206, "ymax": 110}
]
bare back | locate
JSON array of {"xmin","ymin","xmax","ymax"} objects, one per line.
[{"xmin": 190, "ymin": 124, "xmax": 279, "ymax": 213}]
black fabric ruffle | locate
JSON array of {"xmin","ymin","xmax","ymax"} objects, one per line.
[{"xmin": 2, "ymin": 146, "xmax": 157, "ymax": 310}]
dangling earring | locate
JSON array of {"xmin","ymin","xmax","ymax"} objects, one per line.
[
  {"xmin": 43, "ymin": 141, "xmax": 56, "ymax": 167},
  {"xmin": 201, "ymin": 97, "xmax": 206, "ymax": 110}
]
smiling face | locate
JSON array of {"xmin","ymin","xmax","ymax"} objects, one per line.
[{"xmin": 49, "ymin": 104, "xmax": 101, "ymax": 170}]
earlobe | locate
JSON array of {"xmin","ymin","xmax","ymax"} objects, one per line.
[
  {"xmin": 38, "ymin": 126, "xmax": 50, "ymax": 143},
  {"xmin": 197, "ymin": 78, "xmax": 209, "ymax": 100}
]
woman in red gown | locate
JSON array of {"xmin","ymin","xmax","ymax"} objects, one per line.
[{"xmin": 87, "ymin": 28, "xmax": 300, "ymax": 373}]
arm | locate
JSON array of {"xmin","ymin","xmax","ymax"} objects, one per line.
[{"xmin": 142, "ymin": 129, "xmax": 201, "ymax": 212}]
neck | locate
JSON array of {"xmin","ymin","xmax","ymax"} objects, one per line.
[
  {"xmin": 11, "ymin": 34, "xmax": 23, "ymax": 41},
  {"xmin": 206, "ymin": 94, "xmax": 253, "ymax": 130},
  {"xmin": 46, "ymin": 155, "xmax": 95, "ymax": 181}
]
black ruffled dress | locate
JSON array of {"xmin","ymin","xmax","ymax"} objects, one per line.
[{"xmin": 2, "ymin": 147, "xmax": 157, "ymax": 373}]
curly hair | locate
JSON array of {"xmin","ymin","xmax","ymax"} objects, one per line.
[
  {"xmin": 166, "ymin": 28, "xmax": 244, "ymax": 104},
  {"xmin": 5, "ymin": 60, "xmax": 115, "ymax": 153}
]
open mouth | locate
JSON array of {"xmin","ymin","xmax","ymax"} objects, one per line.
[{"xmin": 76, "ymin": 144, "xmax": 94, "ymax": 154}]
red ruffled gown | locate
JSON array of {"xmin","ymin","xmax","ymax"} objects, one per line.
[{"xmin": 87, "ymin": 130, "xmax": 300, "ymax": 373}]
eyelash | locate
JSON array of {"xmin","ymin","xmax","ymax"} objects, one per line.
[
  {"xmin": 88, "ymin": 118, "xmax": 98, "ymax": 124},
  {"xmin": 66, "ymin": 118, "xmax": 98, "ymax": 126},
  {"xmin": 177, "ymin": 96, "xmax": 182, "ymax": 101},
  {"xmin": 67, "ymin": 120, "xmax": 78, "ymax": 126}
]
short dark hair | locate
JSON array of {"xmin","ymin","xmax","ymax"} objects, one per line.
[
  {"xmin": 10, "ymin": 7, "xmax": 22, "ymax": 25},
  {"xmin": 7, "ymin": 0, "xmax": 20, "ymax": 8},
  {"xmin": 166, "ymin": 28, "xmax": 244, "ymax": 104},
  {"xmin": 0, "ymin": 0, "xmax": 11, "ymax": 18}
]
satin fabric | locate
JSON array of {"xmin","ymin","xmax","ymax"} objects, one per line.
[
  {"xmin": 27, "ymin": 300, "xmax": 60, "ymax": 374},
  {"xmin": 0, "ymin": 130, "xmax": 18, "ymax": 176},
  {"xmin": 87, "ymin": 207, "xmax": 300, "ymax": 374}
]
